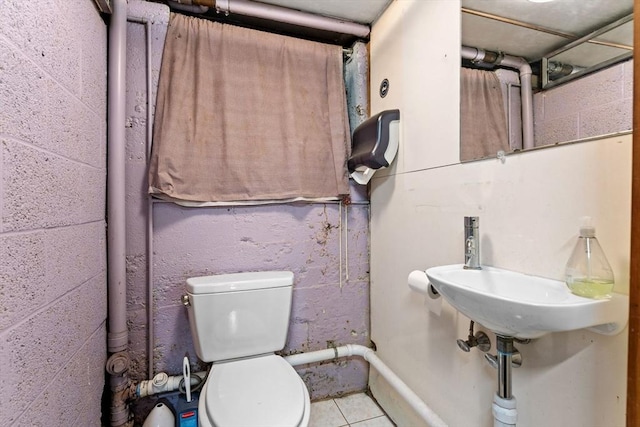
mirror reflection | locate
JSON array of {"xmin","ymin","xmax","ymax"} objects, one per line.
[{"xmin": 460, "ymin": 0, "xmax": 633, "ymax": 162}]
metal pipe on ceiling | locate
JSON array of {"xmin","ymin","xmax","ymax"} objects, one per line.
[{"xmin": 168, "ymin": 0, "xmax": 370, "ymax": 38}]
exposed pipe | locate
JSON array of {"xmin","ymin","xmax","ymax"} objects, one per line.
[
  {"xmin": 166, "ymin": 0, "xmax": 209, "ymax": 14},
  {"xmin": 285, "ymin": 344, "xmax": 448, "ymax": 427},
  {"xmin": 461, "ymin": 46, "xmax": 534, "ymax": 150},
  {"xmin": 107, "ymin": 0, "xmax": 131, "ymax": 425},
  {"xmin": 213, "ymin": 0, "xmax": 370, "ymax": 38},
  {"xmin": 127, "ymin": 15, "xmax": 156, "ymax": 380},
  {"xmin": 492, "ymin": 336, "xmax": 517, "ymax": 427},
  {"xmin": 136, "ymin": 371, "xmax": 207, "ymax": 398},
  {"xmin": 108, "ymin": 0, "xmax": 128, "ymax": 357}
]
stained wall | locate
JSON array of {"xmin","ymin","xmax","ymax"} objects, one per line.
[{"xmin": 125, "ymin": 0, "xmax": 371, "ymax": 401}]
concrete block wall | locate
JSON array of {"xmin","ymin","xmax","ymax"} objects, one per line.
[
  {"xmin": 125, "ymin": 0, "xmax": 371, "ymax": 403},
  {"xmin": 534, "ymin": 59, "xmax": 633, "ymax": 147},
  {"xmin": 0, "ymin": 0, "xmax": 107, "ymax": 425}
]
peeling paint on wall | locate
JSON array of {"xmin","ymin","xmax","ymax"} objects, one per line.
[{"xmin": 125, "ymin": 0, "xmax": 371, "ymax": 403}]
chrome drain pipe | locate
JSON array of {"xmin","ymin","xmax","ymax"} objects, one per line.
[
  {"xmin": 497, "ymin": 337, "xmax": 515, "ymax": 399},
  {"xmin": 493, "ymin": 336, "xmax": 518, "ymax": 427}
]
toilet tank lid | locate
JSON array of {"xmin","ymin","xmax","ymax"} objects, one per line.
[{"xmin": 186, "ymin": 271, "xmax": 294, "ymax": 294}]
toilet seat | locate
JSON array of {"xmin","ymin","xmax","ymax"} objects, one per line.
[{"xmin": 200, "ymin": 355, "xmax": 308, "ymax": 427}]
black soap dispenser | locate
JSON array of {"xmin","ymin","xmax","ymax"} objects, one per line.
[{"xmin": 565, "ymin": 217, "xmax": 614, "ymax": 299}]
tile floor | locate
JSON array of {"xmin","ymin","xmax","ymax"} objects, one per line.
[{"xmin": 309, "ymin": 393, "xmax": 395, "ymax": 427}]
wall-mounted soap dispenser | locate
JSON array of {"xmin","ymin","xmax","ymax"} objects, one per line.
[{"xmin": 348, "ymin": 109, "xmax": 400, "ymax": 185}]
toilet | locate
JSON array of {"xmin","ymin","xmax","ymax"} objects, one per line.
[{"xmin": 184, "ymin": 271, "xmax": 310, "ymax": 427}]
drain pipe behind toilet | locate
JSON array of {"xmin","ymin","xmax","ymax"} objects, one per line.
[
  {"xmin": 285, "ymin": 345, "xmax": 448, "ymax": 427},
  {"xmin": 106, "ymin": 0, "xmax": 133, "ymax": 425},
  {"xmin": 461, "ymin": 46, "xmax": 534, "ymax": 150}
]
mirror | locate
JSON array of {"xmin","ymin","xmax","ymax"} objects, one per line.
[
  {"xmin": 543, "ymin": 14, "xmax": 633, "ymax": 88},
  {"xmin": 460, "ymin": 0, "xmax": 633, "ymax": 162}
]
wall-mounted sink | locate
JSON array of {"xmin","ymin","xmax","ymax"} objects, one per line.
[{"xmin": 425, "ymin": 264, "xmax": 628, "ymax": 339}]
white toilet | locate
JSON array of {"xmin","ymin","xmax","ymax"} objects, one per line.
[{"xmin": 184, "ymin": 271, "xmax": 310, "ymax": 427}]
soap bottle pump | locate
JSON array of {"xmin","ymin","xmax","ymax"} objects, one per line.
[{"xmin": 565, "ymin": 217, "xmax": 614, "ymax": 299}]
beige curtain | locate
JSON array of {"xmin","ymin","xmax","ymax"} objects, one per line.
[
  {"xmin": 149, "ymin": 13, "xmax": 351, "ymax": 204},
  {"xmin": 460, "ymin": 68, "xmax": 510, "ymax": 162}
]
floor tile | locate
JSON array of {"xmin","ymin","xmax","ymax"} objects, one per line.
[
  {"xmin": 350, "ymin": 416, "xmax": 396, "ymax": 427},
  {"xmin": 334, "ymin": 393, "xmax": 385, "ymax": 424},
  {"xmin": 309, "ymin": 399, "xmax": 349, "ymax": 427}
]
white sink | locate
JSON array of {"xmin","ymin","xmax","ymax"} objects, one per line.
[{"xmin": 425, "ymin": 264, "xmax": 628, "ymax": 339}]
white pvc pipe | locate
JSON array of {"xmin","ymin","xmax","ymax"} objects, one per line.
[
  {"xmin": 461, "ymin": 46, "xmax": 534, "ymax": 150},
  {"xmin": 136, "ymin": 371, "xmax": 208, "ymax": 398},
  {"xmin": 108, "ymin": 3, "xmax": 130, "ymax": 426},
  {"xmin": 492, "ymin": 393, "xmax": 517, "ymax": 427},
  {"xmin": 285, "ymin": 344, "xmax": 448, "ymax": 427},
  {"xmin": 107, "ymin": 0, "xmax": 128, "ymax": 357},
  {"xmin": 215, "ymin": 0, "xmax": 370, "ymax": 38},
  {"xmin": 127, "ymin": 15, "xmax": 156, "ymax": 380}
]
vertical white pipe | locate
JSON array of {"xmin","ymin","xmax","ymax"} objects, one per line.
[
  {"xmin": 127, "ymin": 13, "xmax": 156, "ymax": 380},
  {"xmin": 108, "ymin": 0, "xmax": 128, "ymax": 354},
  {"xmin": 461, "ymin": 46, "xmax": 534, "ymax": 151},
  {"xmin": 145, "ymin": 20, "xmax": 155, "ymax": 380},
  {"xmin": 498, "ymin": 55, "xmax": 533, "ymax": 150},
  {"xmin": 108, "ymin": 2, "xmax": 131, "ymax": 426}
]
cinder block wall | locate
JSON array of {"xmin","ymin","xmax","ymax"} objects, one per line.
[
  {"xmin": 126, "ymin": 0, "xmax": 371, "ymax": 402},
  {"xmin": 0, "ymin": 1, "xmax": 108, "ymax": 425},
  {"xmin": 534, "ymin": 60, "xmax": 633, "ymax": 146}
]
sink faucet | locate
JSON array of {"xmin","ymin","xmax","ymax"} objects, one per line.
[{"xmin": 464, "ymin": 216, "xmax": 481, "ymax": 270}]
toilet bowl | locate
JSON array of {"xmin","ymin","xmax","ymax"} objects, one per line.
[
  {"xmin": 198, "ymin": 355, "xmax": 310, "ymax": 427},
  {"xmin": 183, "ymin": 271, "xmax": 310, "ymax": 427}
]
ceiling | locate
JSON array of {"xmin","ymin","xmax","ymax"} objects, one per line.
[
  {"xmin": 461, "ymin": 0, "xmax": 633, "ymax": 62},
  {"xmin": 256, "ymin": 0, "xmax": 633, "ymax": 63},
  {"xmin": 254, "ymin": 0, "xmax": 392, "ymax": 25},
  {"xmin": 154, "ymin": 0, "xmax": 633, "ymax": 60}
]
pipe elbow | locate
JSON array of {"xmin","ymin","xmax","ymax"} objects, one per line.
[
  {"xmin": 519, "ymin": 63, "xmax": 533, "ymax": 77},
  {"xmin": 498, "ymin": 56, "xmax": 531, "ymax": 77}
]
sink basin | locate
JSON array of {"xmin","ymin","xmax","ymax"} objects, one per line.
[{"xmin": 425, "ymin": 264, "xmax": 628, "ymax": 339}]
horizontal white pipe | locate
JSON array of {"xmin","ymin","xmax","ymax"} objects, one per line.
[
  {"xmin": 285, "ymin": 344, "xmax": 448, "ymax": 427},
  {"xmin": 136, "ymin": 371, "xmax": 208, "ymax": 398},
  {"xmin": 461, "ymin": 46, "xmax": 534, "ymax": 150},
  {"xmin": 215, "ymin": 0, "xmax": 370, "ymax": 38}
]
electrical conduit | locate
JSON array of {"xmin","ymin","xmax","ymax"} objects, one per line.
[
  {"xmin": 461, "ymin": 46, "xmax": 534, "ymax": 150},
  {"xmin": 285, "ymin": 345, "xmax": 448, "ymax": 427}
]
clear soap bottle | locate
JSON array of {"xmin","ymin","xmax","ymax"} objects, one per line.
[{"xmin": 565, "ymin": 218, "xmax": 614, "ymax": 299}]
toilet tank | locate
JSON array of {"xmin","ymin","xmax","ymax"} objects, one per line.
[{"xmin": 185, "ymin": 271, "xmax": 294, "ymax": 362}]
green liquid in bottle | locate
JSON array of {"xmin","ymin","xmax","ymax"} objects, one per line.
[{"xmin": 568, "ymin": 279, "xmax": 614, "ymax": 299}]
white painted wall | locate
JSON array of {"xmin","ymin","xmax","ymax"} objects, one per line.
[{"xmin": 368, "ymin": 1, "xmax": 630, "ymax": 426}]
